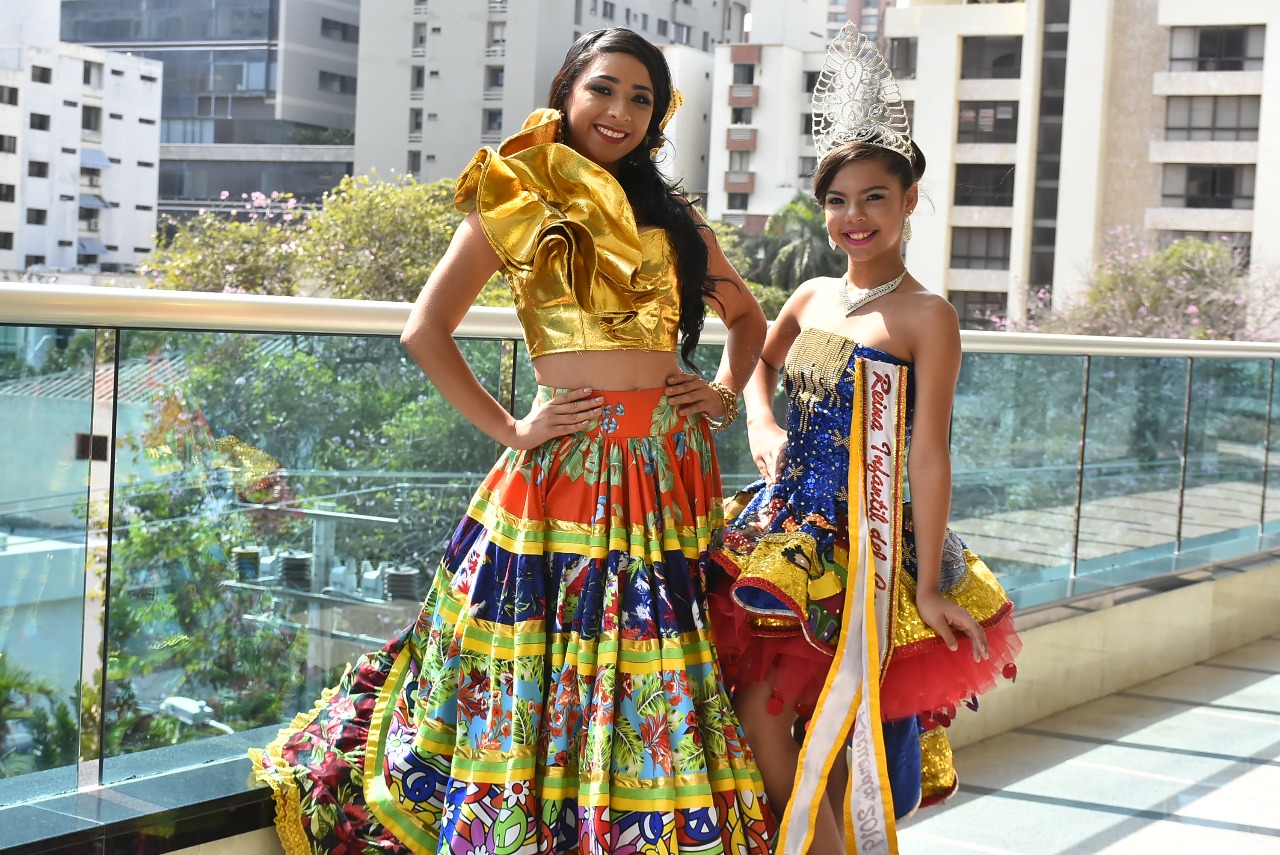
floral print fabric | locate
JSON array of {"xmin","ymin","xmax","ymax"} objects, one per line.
[{"xmin": 252, "ymin": 388, "xmax": 774, "ymax": 855}]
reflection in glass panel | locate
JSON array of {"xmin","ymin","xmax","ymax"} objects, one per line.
[
  {"xmin": 950, "ymin": 353, "xmax": 1084, "ymax": 603},
  {"xmin": 1076, "ymin": 357, "xmax": 1187, "ymax": 582},
  {"xmin": 1179, "ymin": 358, "xmax": 1268, "ymax": 564},
  {"xmin": 1264, "ymin": 360, "xmax": 1280, "ymax": 546},
  {"xmin": 101, "ymin": 331, "xmax": 509, "ymax": 779},
  {"xmin": 0, "ymin": 325, "xmax": 95, "ymax": 788}
]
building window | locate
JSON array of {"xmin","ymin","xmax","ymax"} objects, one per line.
[
  {"xmin": 428, "ymin": 70, "xmax": 439, "ymax": 78},
  {"xmin": 411, "ymin": 66, "xmax": 425, "ymax": 88},
  {"xmin": 799, "ymin": 156, "xmax": 817, "ymax": 178},
  {"xmin": 954, "ymin": 164, "xmax": 1015, "ymax": 207},
  {"xmin": 0, "ymin": 85, "xmax": 17, "ymax": 105},
  {"xmin": 733, "ymin": 64, "xmax": 755, "ymax": 85},
  {"xmin": 487, "ymin": 66, "xmax": 505, "ymax": 88},
  {"xmin": 602, "ymin": 1, "xmax": 615, "ymax": 19},
  {"xmin": 656, "ymin": 19, "xmax": 668, "ymax": 37},
  {"xmin": 803, "ymin": 71, "xmax": 819, "ymax": 92},
  {"xmin": 413, "ymin": 22, "xmax": 427, "ymax": 47},
  {"xmin": 320, "ymin": 17, "xmax": 360, "ymax": 43},
  {"xmin": 82, "ymin": 105, "xmax": 102, "ymax": 132},
  {"xmin": 726, "ymin": 192, "xmax": 749, "ymax": 210},
  {"xmin": 83, "ymin": 61, "xmax": 103, "ymax": 87},
  {"xmin": 140, "ymin": 74, "xmax": 157, "ymax": 82},
  {"xmin": 28, "ymin": 160, "xmax": 48, "ymax": 178},
  {"xmin": 1162, "ymin": 164, "xmax": 1255, "ymax": 209},
  {"xmin": 1165, "ymin": 95, "xmax": 1260, "ymax": 141},
  {"xmin": 75, "ymin": 433, "xmax": 109, "ymax": 461},
  {"xmin": 641, "ymin": 13, "xmax": 648, "ymax": 29},
  {"xmin": 0, "ymin": 232, "xmax": 12, "ymax": 250},
  {"xmin": 951, "ymin": 227, "xmax": 1011, "ymax": 270},
  {"xmin": 31, "ymin": 65, "xmax": 52, "ymax": 84},
  {"xmin": 411, "ymin": 108, "xmax": 423, "ymax": 131},
  {"xmin": 27, "ymin": 208, "xmax": 47, "ymax": 225},
  {"xmin": 319, "ymin": 71, "xmax": 357, "ymax": 95},
  {"xmin": 728, "ymin": 150, "xmax": 750, "ymax": 171},
  {"xmin": 137, "ymin": 160, "xmax": 154, "ymax": 168},
  {"xmin": 801, "ymin": 113, "xmax": 814, "ymax": 136},
  {"xmin": 484, "ymin": 110, "xmax": 503, "ymax": 132},
  {"xmin": 0, "ymin": 183, "xmax": 13, "ymax": 202},
  {"xmin": 30, "ymin": 113, "xmax": 50, "ymax": 131},
  {"xmin": 0, "ymin": 134, "xmax": 15, "ymax": 153},
  {"xmin": 957, "ymin": 101, "xmax": 1018, "ymax": 144},
  {"xmin": 731, "ymin": 107, "xmax": 753, "ymax": 124},
  {"xmin": 889, "ymin": 38, "xmax": 917, "ymax": 80},
  {"xmin": 24, "ymin": 255, "xmax": 45, "ymax": 267},
  {"xmin": 408, "ymin": 151, "xmax": 421, "ymax": 174},
  {"xmin": 426, "ymin": 112, "xmax": 438, "ymax": 121},
  {"xmin": 81, "ymin": 167, "xmax": 100, "ymax": 186},
  {"xmin": 673, "ymin": 24, "xmax": 691, "ymax": 45},
  {"xmin": 425, "ymin": 154, "xmax": 436, "ymax": 162},
  {"xmin": 135, "ymin": 204, "xmax": 153, "ymax": 211},
  {"xmin": 949, "ymin": 291, "xmax": 1008, "ymax": 330},
  {"xmin": 960, "ymin": 36, "xmax": 1022, "ymax": 79},
  {"xmin": 1170, "ymin": 26, "xmax": 1265, "ymax": 72}
]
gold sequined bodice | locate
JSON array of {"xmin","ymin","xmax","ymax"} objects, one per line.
[{"xmin": 455, "ymin": 109, "xmax": 680, "ymax": 359}]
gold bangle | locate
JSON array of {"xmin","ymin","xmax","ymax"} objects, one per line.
[{"xmin": 706, "ymin": 381, "xmax": 739, "ymax": 432}]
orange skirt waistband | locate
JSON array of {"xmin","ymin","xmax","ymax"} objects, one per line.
[{"xmin": 536, "ymin": 386, "xmax": 694, "ymax": 439}]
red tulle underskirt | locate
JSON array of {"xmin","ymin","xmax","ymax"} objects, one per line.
[{"xmin": 708, "ymin": 583, "xmax": 1021, "ymax": 722}]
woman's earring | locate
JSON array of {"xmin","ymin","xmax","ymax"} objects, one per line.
[
  {"xmin": 902, "ymin": 215, "xmax": 913, "ymax": 244},
  {"xmin": 555, "ymin": 111, "xmax": 566, "ymax": 144}
]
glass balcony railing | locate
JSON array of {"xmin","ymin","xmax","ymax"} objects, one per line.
[{"xmin": 3, "ymin": 283, "xmax": 1280, "ymax": 818}]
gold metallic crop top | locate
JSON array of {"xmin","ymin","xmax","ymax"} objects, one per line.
[{"xmin": 454, "ymin": 109, "xmax": 680, "ymax": 359}]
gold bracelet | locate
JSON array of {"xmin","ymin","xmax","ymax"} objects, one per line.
[{"xmin": 706, "ymin": 382, "xmax": 739, "ymax": 432}]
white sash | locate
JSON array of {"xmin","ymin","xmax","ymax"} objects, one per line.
[{"xmin": 777, "ymin": 357, "xmax": 907, "ymax": 855}]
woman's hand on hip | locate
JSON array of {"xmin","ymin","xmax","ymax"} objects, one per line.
[
  {"xmin": 665, "ymin": 373, "xmax": 722, "ymax": 418},
  {"xmin": 509, "ymin": 388, "xmax": 604, "ymax": 450}
]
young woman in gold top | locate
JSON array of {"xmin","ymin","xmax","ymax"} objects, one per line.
[{"xmin": 252, "ymin": 28, "xmax": 774, "ymax": 855}]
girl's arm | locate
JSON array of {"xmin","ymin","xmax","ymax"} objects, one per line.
[
  {"xmin": 400, "ymin": 210, "xmax": 604, "ymax": 450},
  {"xmin": 744, "ymin": 282, "xmax": 811, "ymax": 483},
  {"xmin": 907, "ymin": 297, "xmax": 989, "ymax": 659}
]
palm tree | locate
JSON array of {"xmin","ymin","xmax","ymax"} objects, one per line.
[
  {"xmin": 747, "ymin": 192, "xmax": 846, "ymax": 292},
  {"xmin": 0, "ymin": 658, "xmax": 58, "ymax": 775}
]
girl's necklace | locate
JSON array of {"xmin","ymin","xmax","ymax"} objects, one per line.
[{"xmin": 840, "ymin": 270, "xmax": 907, "ymax": 316}]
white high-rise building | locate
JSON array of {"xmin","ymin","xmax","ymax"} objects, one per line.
[
  {"xmin": 354, "ymin": 0, "xmax": 748, "ymax": 199},
  {"xmin": 61, "ymin": 0, "xmax": 360, "ymax": 217},
  {"xmin": 0, "ymin": 1, "xmax": 161, "ymax": 274},
  {"xmin": 708, "ymin": 0, "xmax": 1280, "ymax": 326}
]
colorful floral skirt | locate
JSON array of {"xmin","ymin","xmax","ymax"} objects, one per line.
[{"xmin": 251, "ymin": 388, "xmax": 774, "ymax": 855}]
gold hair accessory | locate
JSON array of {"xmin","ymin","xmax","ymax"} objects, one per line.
[
  {"xmin": 650, "ymin": 87, "xmax": 683, "ymax": 158},
  {"xmin": 706, "ymin": 381, "xmax": 739, "ymax": 432},
  {"xmin": 812, "ymin": 23, "xmax": 914, "ymax": 164}
]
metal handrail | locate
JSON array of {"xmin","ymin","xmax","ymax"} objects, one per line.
[{"xmin": 5, "ymin": 283, "xmax": 1280, "ymax": 358}]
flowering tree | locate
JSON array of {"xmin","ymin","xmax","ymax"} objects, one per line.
[
  {"xmin": 1015, "ymin": 228, "xmax": 1270, "ymax": 341},
  {"xmin": 139, "ymin": 192, "xmax": 302, "ymax": 296}
]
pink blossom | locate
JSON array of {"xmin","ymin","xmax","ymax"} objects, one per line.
[
  {"xmin": 219, "ymin": 190, "xmax": 229, "ymax": 200},
  {"xmin": 1186, "ymin": 305, "xmax": 1199, "ymax": 314}
]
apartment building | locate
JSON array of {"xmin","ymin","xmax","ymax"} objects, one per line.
[
  {"xmin": 354, "ymin": 0, "xmax": 749, "ymax": 199},
  {"xmin": 60, "ymin": 0, "xmax": 360, "ymax": 216},
  {"xmin": 0, "ymin": 1, "xmax": 161, "ymax": 274},
  {"xmin": 709, "ymin": 0, "xmax": 1280, "ymax": 327}
]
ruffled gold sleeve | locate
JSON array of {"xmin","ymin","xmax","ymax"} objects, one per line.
[{"xmin": 454, "ymin": 109, "xmax": 680, "ymax": 358}]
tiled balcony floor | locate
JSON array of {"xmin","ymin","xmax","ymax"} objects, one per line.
[{"xmin": 899, "ymin": 636, "xmax": 1280, "ymax": 854}]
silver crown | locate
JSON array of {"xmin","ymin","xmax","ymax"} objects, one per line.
[{"xmin": 811, "ymin": 23, "xmax": 914, "ymax": 164}]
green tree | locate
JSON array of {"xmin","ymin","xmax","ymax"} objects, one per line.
[
  {"xmin": 301, "ymin": 173, "xmax": 468, "ymax": 302},
  {"xmin": 0, "ymin": 660, "xmax": 58, "ymax": 776},
  {"xmin": 139, "ymin": 192, "xmax": 302, "ymax": 296},
  {"xmin": 748, "ymin": 192, "xmax": 845, "ymax": 293},
  {"xmin": 708, "ymin": 220, "xmax": 786, "ymax": 320}
]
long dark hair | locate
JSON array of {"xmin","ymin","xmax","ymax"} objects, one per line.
[{"xmin": 548, "ymin": 28, "xmax": 714, "ymax": 368}]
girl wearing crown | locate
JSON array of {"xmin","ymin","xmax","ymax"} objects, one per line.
[
  {"xmin": 707, "ymin": 24, "xmax": 1021, "ymax": 855},
  {"xmin": 252, "ymin": 28, "xmax": 775, "ymax": 855}
]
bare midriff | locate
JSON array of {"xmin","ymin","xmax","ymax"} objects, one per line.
[{"xmin": 531, "ymin": 349, "xmax": 683, "ymax": 391}]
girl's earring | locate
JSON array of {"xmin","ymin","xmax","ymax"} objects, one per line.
[{"xmin": 902, "ymin": 215, "xmax": 913, "ymax": 244}]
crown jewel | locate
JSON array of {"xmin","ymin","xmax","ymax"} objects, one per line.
[{"xmin": 811, "ymin": 23, "xmax": 914, "ymax": 164}]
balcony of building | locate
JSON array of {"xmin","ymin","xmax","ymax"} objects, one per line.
[
  {"xmin": 0, "ymin": 285, "xmax": 1278, "ymax": 854},
  {"xmin": 724, "ymin": 170, "xmax": 755, "ymax": 193},
  {"xmin": 725, "ymin": 127, "xmax": 757, "ymax": 151},
  {"xmin": 727, "ymin": 83, "xmax": 758, "ymax": 108}
]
